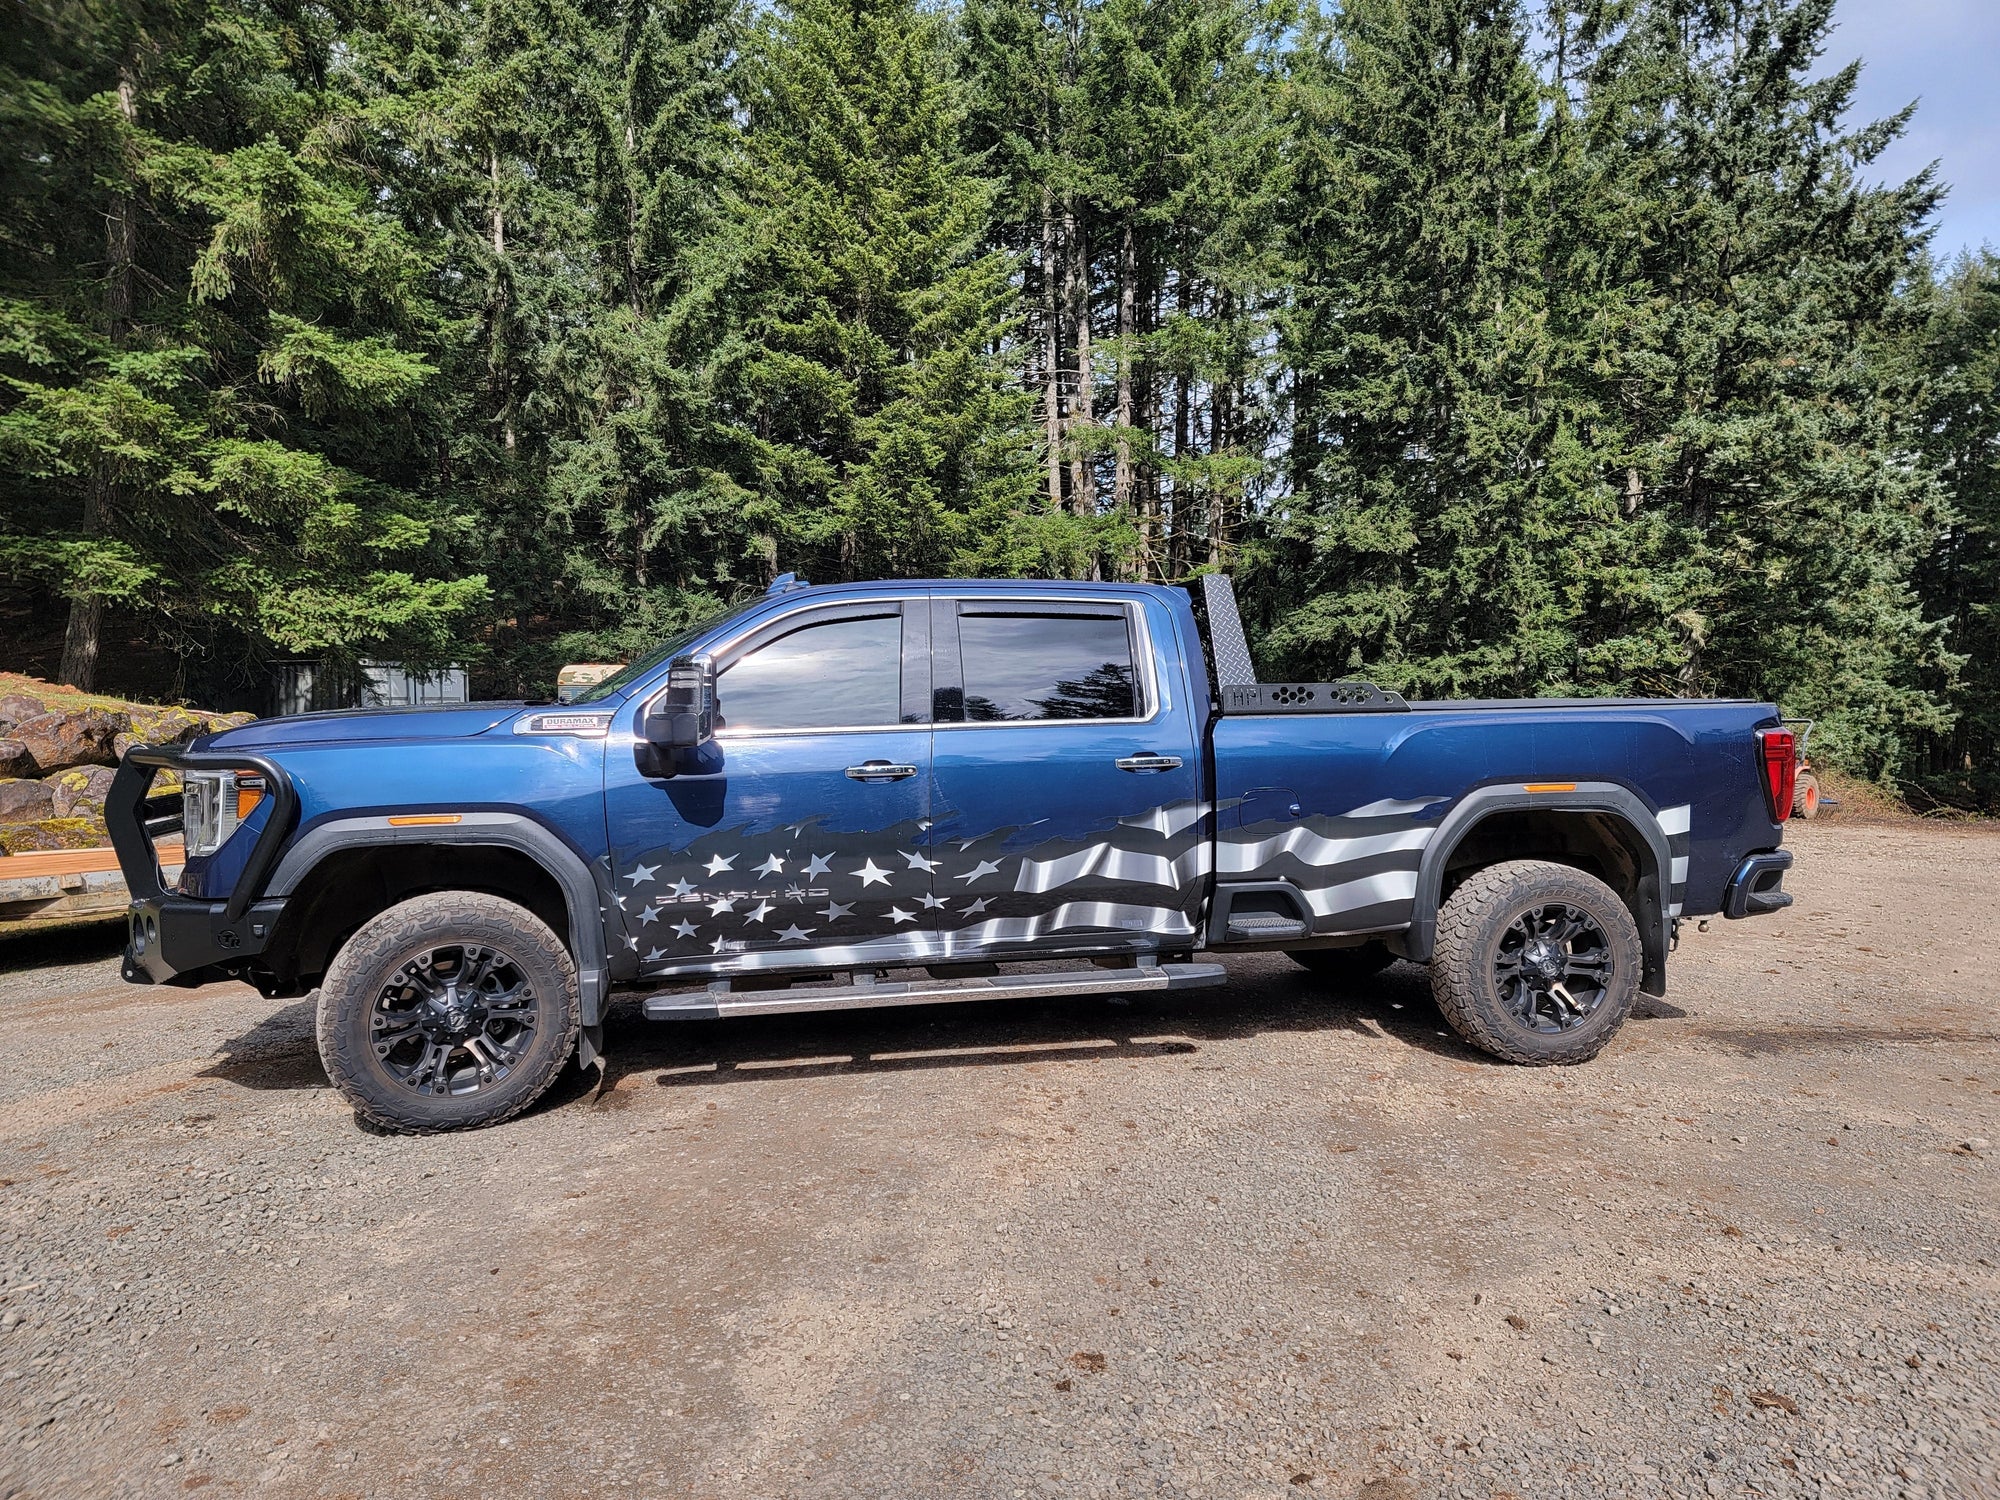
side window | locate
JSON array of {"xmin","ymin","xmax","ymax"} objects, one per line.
[
  {"xmin": 718, "ymin": 613, "xmax": 902, "ymax": 732},
  {"xmin": 956, "ymin": 610, "xmax": 1140, "ymax": 722}
]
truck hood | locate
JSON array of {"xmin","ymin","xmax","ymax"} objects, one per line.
[{"xmin": 196, "ymin": 703, "xmax": 527, "ymax": 752}]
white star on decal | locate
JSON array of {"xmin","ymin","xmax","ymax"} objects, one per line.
[
  {"xmin": 900, "ymin": 850, "xmax": 940, "ymax": 872},
  {"xmin": 638, "ymin": 905, "xmax": 661, "ymax": 925},
  {"xmin": 744, "ymin": 899, "xmax": 775, "ymax": 924},
  {"xmin": 625, "ymin": 863, "xmax": 659, "ymax": 886},
  {"xmin": 888, "ymin": 907, "xmax": 917, "ymax": 925},
  {"xmin": 624, "ymin": 935, "xmax": 639, "ymax": 950},
  {"xmin": 962, "ymin": 897, "xmax": 992, "ymax": 914},
  {"xmin": 704, "ymin": 853, "xmax": 736, "ymax": 875},
  {"xmin": 755, "ymin": 853, "xmax": 786, "ymax": 877},
  {"xmin": 954, "ymin": 859, "xmax": 1002, "ymax": 884},
  {"xmin": 672, "ymin": 920, "xmax": 698, "ymax": 939},
  {"xmin": 818, "ymin": 900, "xmax": 854, "ymax": 921},
  {"xmin": 643, "ymin": 947, "xmax": 666, "ymax": 962},
  {"xmin": 615, "ymin": 894, "xmax": 627, "ymax": 909},
  {"xmin": 852, "ymin": 859, "xmax": 892, "ymax": 887},
  {"xmin": 918, "ymin": 892, "xmax": 950, "ymax": 909},
  {"xmin": 784, "ymin": 885, "xmax": 809, "ymax": 901},
  {"xmin": 776, "ymin": 924, "xmax": 815, "ymax": 943},
  {"xmin": 800, "ymin": 852, "xmax": 833, "ymax": 879},
  {"xmin": 710, "ymin": 935, "xmax": 729, "ymax": 953},
  {"xmin": 668, "ymin": 878, "xmax": 696, "ymax": 898},
  {"xmin": 708, "ymin": 896, "xmax": 737, "ymax": 916}
]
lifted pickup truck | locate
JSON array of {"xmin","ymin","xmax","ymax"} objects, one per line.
[{"xmin": 108, "ymin": 576, "xmax": 1799, "ymax": 1132}]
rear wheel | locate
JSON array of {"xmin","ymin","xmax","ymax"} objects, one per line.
[
  {"xmin": 1793, "ymin": 771, "xmax": 1821, "ymax": 820},
  {"xmin": 1430, "ymin": 860, "xmax": 1640, "ymax": 1065},
  {"xmin": 315, "ymin": 891, "xmax": 580, "ymax": 1133},
  {"xmin": 1289, "ymin": 941, "xmax": 1397, "ymax": 986}
]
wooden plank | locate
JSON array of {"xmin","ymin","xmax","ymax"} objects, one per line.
[{"xmin": 0, "ymin": 844, "xmax": 184, "ymax": 881}]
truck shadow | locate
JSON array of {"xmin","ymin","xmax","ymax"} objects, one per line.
[
  {"xmin": 204, "ymin": 959, "xmax": 1658, "ymax": 1107},
  {"xmin": 574, "ymin": 961, "xmax": 1492, "ymax": 1105}
]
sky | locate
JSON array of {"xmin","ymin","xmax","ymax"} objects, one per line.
[{"xmin": 1824, "ymin": 0, "xmax": 2000, "ymax": 260}]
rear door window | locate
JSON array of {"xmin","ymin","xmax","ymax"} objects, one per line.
[{"xmin": 954, "ymin": 610, "xmax": 1140, "ymax": 722}]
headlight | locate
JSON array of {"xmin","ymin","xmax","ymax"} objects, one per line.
[{"xmin": 181, "ymin": 770, "xmax": 266, "ymax": 857}]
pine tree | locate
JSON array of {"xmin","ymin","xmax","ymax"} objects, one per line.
[
  {"xmin": 729, "ymin": 0, "xmax": 1037, "ymax": 582},
  {"xmin": 0, "ymin": 0, "xmax": 487, "ymax": 696},
  {"xmin": 1255, "ymin": 0, "xmax": 1596, "ymax": 694},
  {"xmin": 1572, "ymin": 0, "xmax": 1950, "ymax": 768},
  {"xmin": 1909, "ymin": 253, "xmax": 2000, "ymax": 805}
]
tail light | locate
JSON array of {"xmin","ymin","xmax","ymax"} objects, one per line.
[{"xmin": 1757, "ymin": 728, "xmax": 1797, "ymax": 824}]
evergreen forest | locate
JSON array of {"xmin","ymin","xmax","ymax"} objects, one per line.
[{"xmin": 4, "ymin": 0, "xmax": 1998, "ymax": 808}]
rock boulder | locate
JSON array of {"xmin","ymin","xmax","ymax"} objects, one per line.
[
  {"xmin": 0, "ymin": 778, "xmax": 58, "ymax": 823},
  {"xmin": 50, "ymin": 765, "xmax": 119, "ymax": 819},
  {"xmin": 12, "ymin": 708, "xmax": 129, "ymax": 775}
]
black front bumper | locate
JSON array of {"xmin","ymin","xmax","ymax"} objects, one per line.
[
  {"xmin": 122, "ymin": 894, "xmax": 290, "ymax": 985},
  {"xmin": 108, "ymin": 746, "xmax": 297, "ymax": 986}
]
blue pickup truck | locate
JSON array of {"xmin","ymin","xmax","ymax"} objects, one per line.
[{"xmin": 107, "ymin": 576, "xmax": 1799, "ymax": 1132}]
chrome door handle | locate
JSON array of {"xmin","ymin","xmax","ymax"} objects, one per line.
[
  {"xmin": 1115, "ymin": 754, "xmax": 1183, "ymax": 773},
  {"xmin": 845, "ymin": 761, "xmax": 919, "ymax": 782}
]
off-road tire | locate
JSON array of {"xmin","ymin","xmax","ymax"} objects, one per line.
[
  {"xmin": 315, "ymin": 891, "xmax": 580, "ymax": 1133},
  {"xmin": 1430, "ymin": 860, "xmax": 1641, "ymax": 1066},
  {"xmin": 1289, "ymin": 941, "xmax": 1397, "ymax": 986}
]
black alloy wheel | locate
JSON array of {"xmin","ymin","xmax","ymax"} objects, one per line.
[
  {"xmin": 1492, "ymin": 902, "xmax": 1614, "ymax": 1033},
  {"xmin": 1430, "ymin": 859, "xmax": 1641, "ymax": 1065},
  {"xmin": 316, "ymin": 891, "xmax": 580, "ymax": 1133},
  {"xmin": 371, "ymin": 942, "xmax": 541, "ymax": 1097}
]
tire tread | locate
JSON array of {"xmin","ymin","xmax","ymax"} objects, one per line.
[
  {"xmin": 315, "ymin": 891, "xmax": 579, "ymax": 1134},
  {"xmin": 1429, "ymin": 859, "xmax": 1639, "ymax": 1066}
]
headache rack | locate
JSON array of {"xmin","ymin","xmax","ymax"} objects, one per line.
[{"xmin": 1197, "ymin": 575, "xmax": 1409, "ymax": 715}]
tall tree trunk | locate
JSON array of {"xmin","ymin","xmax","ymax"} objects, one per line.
[
  {"xmin": 1208, "ymin": 373, "xmax": 1229, "ymax": 570},
  {"xmin": 490, "ymin": 148, "xmax": 515, "ymax": 453},
  {"xmin": 1040, "ymin": 189, "xmax": 1064, "ymax": 511},
  {"xmin": 1113, "ymin": 219, "xmax": 1136, "ymax": 570},
  {"xmin": 1065, "ymin": 201, "xmax": 1095, "ymax": 522},
  {"xmin": 61, "ymin": 62, "xmax": 138, "ymax": 691},
  {"xmin": 1138, "ymin": 271, "xmax": 1159, "ymax": 580},
  {"xmin": 1168, "ymin": 267, "xmax": 1194, "ymax": 579}
]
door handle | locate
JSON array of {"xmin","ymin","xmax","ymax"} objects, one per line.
[
  {"xmin": 1115, "ymin": 754, "xmax": 1183, "ymax": 773},
  {"xmin": 845, "ymin": 761, "xmax": 919, "ymax": 782}
]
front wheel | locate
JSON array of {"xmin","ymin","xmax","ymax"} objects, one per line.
[
  {"xmin": 315, "ymin": 891, "xmax": 580, "ymax": 1133},
  {"xmin": 1429, "ymin": 860, "xmax": 1641, "ymax": 1065}
]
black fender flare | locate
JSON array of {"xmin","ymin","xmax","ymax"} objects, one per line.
[
  {"xmin": 1400, "ymin": 781, "xmax": 1673, "ymax": 997},
  {"xmin": 264, "ymin": 812, "xmax": 611, "ymax": 1031}
]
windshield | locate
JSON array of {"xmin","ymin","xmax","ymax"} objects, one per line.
[{"xmin": 570, "ymin": 598, "xmax": 763, "ymax": 704}]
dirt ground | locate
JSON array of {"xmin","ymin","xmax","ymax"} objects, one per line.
[{"xmin": 0, "ymin": 820, "xmax": 1996, "ymax": 1500}]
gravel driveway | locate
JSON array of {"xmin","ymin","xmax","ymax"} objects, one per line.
[{"xmin": 0, "ymin": 821, "xmax": 1995, "ymax": 1500}]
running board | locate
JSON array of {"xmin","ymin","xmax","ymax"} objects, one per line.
[{"xmin": 642, "ymin": 961, "xmax": 1227, "ymax": 1021}]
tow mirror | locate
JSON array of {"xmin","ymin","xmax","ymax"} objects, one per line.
[{"xmin": 635, "ymin": 654, "xmax": 717, "ymax": 777}]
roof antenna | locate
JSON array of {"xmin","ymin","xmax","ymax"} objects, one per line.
[{"xmin": 766, "ymin": 572, "xmax": 810, "ymax": 595}]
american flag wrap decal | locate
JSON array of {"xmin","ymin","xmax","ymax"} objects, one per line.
[
  {"xmin": 605, "ymin": 794, "xmax": 1698, "ymax": 971},
  {"xmin": 606, "ymin": 800, "xmax": 1210, "ymax": 977},
  {"xmin": 1217, "ymin": 795, "xmax": 1445, "ymax": 934},
  {"xmin": 1658, "ymin": 803, "xmax": 1692, "ymax": 916}
]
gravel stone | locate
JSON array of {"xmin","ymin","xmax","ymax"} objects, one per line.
[{"xmin": 0, "ymin": 821, "xmax": 1993, "ymax": 1500}]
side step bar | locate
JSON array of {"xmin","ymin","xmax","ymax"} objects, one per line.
[{"xmin": 643, "ymin": 961, "xmax": 1227, "ymax": 1022}]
